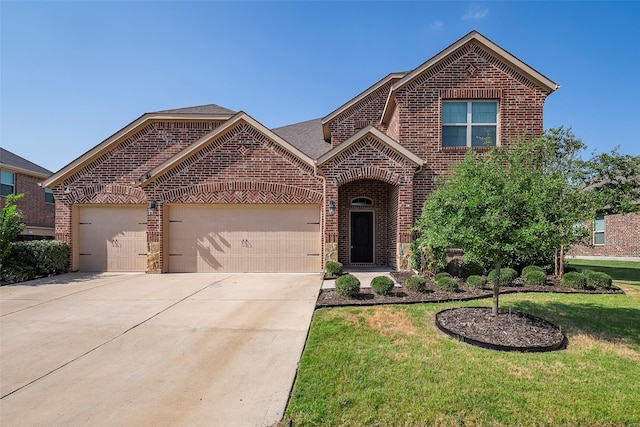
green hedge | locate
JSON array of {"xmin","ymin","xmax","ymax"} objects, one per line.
[
  {"xmin": 562, "ymin": 272, "xmax": 586, "ymax": 289},
  {"xmin": 466, "ymin": 275, "xmax": 487, "ymax": 289},
  {"xmin": 487, "ymin": 268, "xmax": 518, "ymax": 286},
  {"xmin": 1, "ymin": 240, "xmax": 69, "ymax": 282},
  {"xmin": 404, "ymin": 275, "xmax": 426, "ymax": 292},
  {"xmin": 436, "ymin": 276, "xmax": 458, "ymax": 292},
  {"xmin": 335, "ymin": 274, "xmax": 360, "ymax": 297},
  {"xmin": 586, "ymin": 271, "xmax": 613, "ymax": 289},
  {"xmin": 522, "ymin": 270, "xmax": 547, "ymax": 286},
  {"xmin": 371, "ymin": 276, "xmax": 394, "ymax": 295}
]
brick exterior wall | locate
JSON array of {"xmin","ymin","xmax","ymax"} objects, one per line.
[
  {"xmin": 568, "ymin": 213, "xmax": 640, "ymax": 258},
  {"xmin": 0, "ymin": 172, "xmax": 55, "ymax": 237}
]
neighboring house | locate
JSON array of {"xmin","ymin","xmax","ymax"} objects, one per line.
[
  {"xmin": 568, "ymin": 212, "xmax": 640, "ymax": 259},
  {"xmin": 0, "ymin": 148, "xmax": 55, "ymax": 239},
  {"xmin": 43, "ymin": 31, "xmax": 559, "ymax": 273}
]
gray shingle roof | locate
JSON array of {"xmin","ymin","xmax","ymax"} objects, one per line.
[
  {"xmin": 0, "ymin": 148, "xmax": 52, "ymax": 176},
  {"xmin": 151, "ymin": 103, "xmax": 236, "ymax": 115},
  {"xmin": 272, "ymin": 118, "xmax": 331, "ymax": 160}
]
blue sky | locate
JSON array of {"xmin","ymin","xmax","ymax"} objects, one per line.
[{"xmin": 2, "ymin": 1, "xmax": 639, "ymax": 172}]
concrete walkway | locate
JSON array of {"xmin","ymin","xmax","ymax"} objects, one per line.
[
  {"xmin": 0, "ymin": 272, "xmax": 322, "ymax": 427},
  {"xmin": 321, "ymin": 266, "xmax": 397, "ymax": 289}
]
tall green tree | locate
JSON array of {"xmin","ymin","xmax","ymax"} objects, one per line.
[{"xmin": 0, "ymin": 194, "xmax": 25, "ymax": 270}]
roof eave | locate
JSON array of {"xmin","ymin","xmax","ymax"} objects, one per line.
[{"xmin": 0, "ymin": 164, "xmax": 51, "ymax": 180}]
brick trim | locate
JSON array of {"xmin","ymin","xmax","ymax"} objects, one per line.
[
  {"xmin": 334, "ymin": 167, "xmax": 404, "ymax": 186},
  {"xmin": 66, "ymin": 184, "xmax": 147, "ymax": 204}
]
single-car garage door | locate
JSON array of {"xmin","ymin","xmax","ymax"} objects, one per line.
[
  {"xmin": 77, "ymin": 206, "xmax": 147, "ymax": 272},
  {"xmin": 168, "ymin": 204, "xmax": 321, "ymax": 273}
]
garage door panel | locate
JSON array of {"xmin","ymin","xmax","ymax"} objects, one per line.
[
  {"xmin": 168, "ymin": 205, "xmax": 320, "ymax": 273},
  {"xmin": 78, "ymin": 206, "xmax": 147, "ymax": 272}
]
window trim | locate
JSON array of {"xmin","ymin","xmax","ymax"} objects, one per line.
[
  {"xmin": 1, "ymin": 170, "xmax": 15, "ymax": 197},
  {"xmin": 351, "ymin": 197, "xmax": 374, "ymax": 207},
  {"xmin": 593, "ymin": 213, "xmax": 605, "ymax": 246},
  {"xmin": 442, "ymin": 100, "xmax": 499, "ymax": 148}
]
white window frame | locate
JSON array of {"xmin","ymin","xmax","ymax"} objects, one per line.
[
  {"xmin": 442, "ymin": 100, "xmax": 499, "ymax": 148},
  {"xmin": 1, "ymin": 170, "xmax": 15, "ymax": 196},
  {"xmin": 593, "ymin": 214, "xmax": 605, "ymax": 245}
]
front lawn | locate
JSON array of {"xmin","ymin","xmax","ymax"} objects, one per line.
[{"xmin": 284, "ymin": 267, "xmax": 640, "ymax": 426}]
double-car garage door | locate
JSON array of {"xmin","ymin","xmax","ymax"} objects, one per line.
[{"xmin": 77, "ymin": 204, "xmax": 321, "ymax": 273}]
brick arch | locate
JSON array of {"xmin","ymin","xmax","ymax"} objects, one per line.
[
  {"xmin": 160, "ymin": 180, "xmax": 323, "ymax": 204},
  {"xmin": 334, "ymin": 167, "xmax": 404, "ymax": 186},
  {"xmin": 67, "ymin": 184, "xmax": 147, "ymax": 204}
]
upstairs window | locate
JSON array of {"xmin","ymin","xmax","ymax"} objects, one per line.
[
  {"xmin": 594, "ymin": 214, "xmax": 605, "ymax": 245},
  {"xmin": 442, "ymin": 101, "xmax": 497, "ymax": 148},
  {"xmin": 1, "ymin": 171, "xmax": 15, "ymax": 196},
  {"xmin": 45, "ymin": 188, "xmax": 54, "ymax": 204}
]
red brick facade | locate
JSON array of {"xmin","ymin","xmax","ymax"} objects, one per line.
[
  {"xmin": 0, "ymin": 171, "xmax": 55, "ymax": 239},
  {"xmin": 45, "ymin": 31, "xmax": 569, "ymax": 272},
  {"xmin": 568, "ymin": 213, "xmax": 640, "ymax": 259}
]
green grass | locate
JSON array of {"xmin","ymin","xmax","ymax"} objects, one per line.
[{"xmin": 284, "ymin": 263, "xmax": 640, "ymax": 426}]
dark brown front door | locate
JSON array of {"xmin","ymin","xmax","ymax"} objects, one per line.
[{"xmin": 351, "ymin": 211, "xmax": 373, "ymax": 263}]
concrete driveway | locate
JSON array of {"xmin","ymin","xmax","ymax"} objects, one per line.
[{"xmin": 0, "ymin": 272, "xmax": 322, "ymax": 426}]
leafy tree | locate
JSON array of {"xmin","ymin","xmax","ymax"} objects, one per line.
[{"xmin": 0, "ymin": 194, "xmax": 25, "ymax": 270}]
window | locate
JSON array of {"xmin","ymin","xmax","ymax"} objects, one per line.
[
  {"xmin": 1, "ymin": 171, "xmax": 15, "ymax": 196},
  {"xmin": 351, "ymin": 197, "xmax": 373, "ymax": 207},
  {"xmin": 594, "ymin": 214, "xmax": 605, "ymax": 245},
  {"xmin": 442, "ymin": 101, "xmax": 497, "ymax": 147},
  {"xmin": 45, "ymin": 188, "xmax": 54, "ymax": 204}
]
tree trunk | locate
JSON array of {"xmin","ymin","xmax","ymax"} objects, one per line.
[
  {"xmin": 554, "ymin": 248, "xmax": 559, "ymax": 276},
  {"xmin": 559, "ymin": 245, "xmax": 565, "ymax": 277},
  {"xmin": 492, "ymin": 261, "xmax": 501, "ymax": 316}
]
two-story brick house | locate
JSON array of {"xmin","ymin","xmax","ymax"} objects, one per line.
[
  {"xmin": 1, "ymin": 148, "xmax": 55, "ymax": 240},
  {"xmin": 43, "ymin": 31, "xmax": 559, "ymax": 273}
]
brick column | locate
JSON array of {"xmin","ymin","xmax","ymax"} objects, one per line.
[
  {"xmin": 396, "ymin": 178, "xmax": 414, "ymax": 270},
  {"xmin": 324, "ymin": 183, "xmax": 339, "ymax": 265}
]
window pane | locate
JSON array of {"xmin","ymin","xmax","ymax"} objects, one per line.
[
  {"xmin": 472, "ymin": 102, "xmax": 497, "ymax": 123},
  {"xmin": 1, "ymin": 184, "xmax": 13, "ymax": 196},
  {"xmin": 442, "ymin": 126, "xmax": 467, "ymax": 147},
  {"xmin": 442, "ymin": 102, "xmax": 467, "ymax": 123},
  {"xmin": 471, "ymin": 125, "xmax": 496, "ymax": 147},
  {"xmin": 594, "ymin": 214, "xmax": 605, "ymax": 232},
  {"xmin": 45, "ymin": 188, "xmax": 54, "ymax": 204},
  {"xmin": 1, "ymin": 171, "xmax": 15, "ymax": 186},
  {"xmin": 594, "ymin": 232, "xmax": 605, "ymax": 245}
]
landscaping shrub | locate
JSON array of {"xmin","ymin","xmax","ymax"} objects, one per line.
[
  {"xmin": 523, "ymin": 269, "xmax": 547, "ymax": 286},
  {"xmin": 562, "ymin": 271, "xmax": 587, "ymax": 289},
  {"xmin": 435, "ymin": 276, "xmax": 458, "ymax": 292},
  {"xmin": 460, "ymin": 261, "xmax": 484, "ymax": 278},
  {"xmin": 335, "ymin": 274, "xmax": 360, "ymax": 297},
  {"xmin": 487, "ymin": 267, "xmax": 518, "ymax": 286},
  {"xmin": 434, "ymin": 272, "xmax": 452, "ymax": 281},
  {"xmin": 404, "ymin": 275, "xmax": 426, "ymax": 292},
  {"xmin": 521, "ymin": 265, "xmax": 544, "ymax": 277},
  {"xmin": 371, "ymin": 276, "xmax": 394, "ymax": 295},
  {"xmin": 325, "ymin": 261, "xmax": 343, "ymax": 277},
  {"xmin": 580, "ymin": 269, "xmax": 596, "ymax": 280},
  {"xmin": 1, "ymin": 240, "xmax": 69, "ymax": 282},
  {"xmin": 465, "ymin": 275, "xmax": 487, "ymax": 289},
  {"xmin": 586, "ymin": 271, "xmax": 613, "ymax": 289}
]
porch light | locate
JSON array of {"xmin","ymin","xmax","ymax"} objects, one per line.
[
  {"xmin": 148, "ymin": 200, "xmax": 158, "ymax": 216},
  {"xmin": 328, "ymin": 199, "xmax": 336, "ymax": 216}
]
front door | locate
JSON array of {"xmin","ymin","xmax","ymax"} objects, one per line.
[{"xmin": 350, "ymin": 211, "xmax": 373, "ymax": 263}]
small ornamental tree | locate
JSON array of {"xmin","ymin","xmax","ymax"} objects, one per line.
[{"xmin": 0, "ymin": 194, "xmax": 25, "ymax": 270}]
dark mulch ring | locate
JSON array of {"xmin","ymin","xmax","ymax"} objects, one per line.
[
  {"xmin": 317, "ymin": 272, "xmax": 622, "ymax": 351},
  {"xmin": 317, "ymin": 271, "xmax": 623, "ymax": 309}
]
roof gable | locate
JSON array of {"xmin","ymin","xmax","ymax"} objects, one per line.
[
  {"xmin": 381, "ymin": 30, "xmax": 559, "ymax": 124},
  {"xmin": 42, "ymin": 107, "xmax": 236, "ymax": 188},
  {"xmin": 316, "ymin": 126, "xmax": 423, "ymax": 167},
  {"xmin": 137, "ymin": 112, "xmax": 316, "ymax": 186}
]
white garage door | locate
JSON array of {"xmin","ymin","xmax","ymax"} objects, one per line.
[
  {"xmin": 77, "ymin": 206, "xmax": 147, "ymax": 272},
  {"xmin": 168, "ymin": 204, "xmax": 321, "ymax": 273}
]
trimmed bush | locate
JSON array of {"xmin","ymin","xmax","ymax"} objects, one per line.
[
  {"xmin": 466, "ymin": 275, "xmax": 487, "ymax": 289},
  {"xmin": 523, "ymin": 270, "xmax": 547, "ymax": 286},
  {"xmin": 404, "ymin": 275, "xmax": 426, "ymax": 292},
  {"xmin": 521, "ymin": 265, "xmax": 544, "ymax": 277},
  {"xmin": 371, "ymin": 276, "xmax": 394, "ymax": 295},
  {"xmin": 562, "ymin": 271, "xmax": 587, "ymax": 289},
  {"xmin": 436, "ymin": 276, "xmax": 458, "ymax": 292},
  {"xmin": 1, "ymin": 240, "xmax": 69, "ymax": 282},
  {"xmin": 580, "ymin": 269, "xmax": 596, "ymax": 280},
  {"xmin": 434, "ymin": 272, "xmax": 452, "ymax": 281},
  {"xmin": 460, "ymin": 261, "xmax": 484, "ymax": 278},
  {"xmin": 487, "ymin": 267, "xmax": 518, "ymax": 286},
  {"xmin": 335, "ymin": 274, "xmax": 360, "ymax": 297},
  {"xmin": 587, "ymin": 271, "xmax": 613, "ymax": 289},
  {"xmin": 325, "ymin": 261, "xmax": 343, "ymax": 277}
]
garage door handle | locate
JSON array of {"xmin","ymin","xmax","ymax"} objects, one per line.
[
  {"xmin": 307, "ymin": 254, "xmax": 320, "ymax": 256},
  {"xmin": 169, "ymin": 254, "xmax": 182, "ymax": 256}
]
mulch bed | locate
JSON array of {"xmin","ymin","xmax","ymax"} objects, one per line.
[
  {"xmin": 317, "ymin": 272, "xmax": 623, "ymax": 351},
  {"xmin": 316, "ymin": 271, "xmax": 624, "ymax": 308}
]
